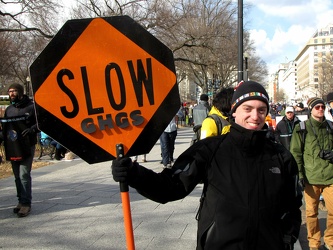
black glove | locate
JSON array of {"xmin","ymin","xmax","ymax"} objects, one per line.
[
  {"xmin": 298, "ymin": 178, "xmax": 305, "ymax": 191},
  {"xmin": 111, "ymin": 157, "xmax": 133, "ymax": 182},
  {"xmin": 21, "ymin": 127, "xmax": 34, "ymax": 137}
]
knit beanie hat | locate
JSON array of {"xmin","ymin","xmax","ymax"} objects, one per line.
[
  {"xmin": 307, "ymin": 97, "xmax": 325, "ymax": 112},
  {"xmin": 8, "ymin": 83, "xmax": 24, "ymax": 96},
  {"xmin": 231, "ymin": 81, "xmax": 269, "ymax": 115},
  {"xmin": 327, "ymin": 92, "xmax": 333, "ymax": 104}
]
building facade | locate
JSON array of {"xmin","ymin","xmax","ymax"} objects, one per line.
[{"xmin": 273, "ymin": 24, "xmax": 333, "ymax": 105}]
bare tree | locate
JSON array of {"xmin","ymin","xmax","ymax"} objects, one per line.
[
  {"xmin": 68, "ymin": 0, "xmax": 267, "ymax": 94},
  {"xmin": 275, "ymin": 88, "xmax": 286, "ymax": 103},
  {"xmin": 0, "ymin": 0, "xmax": 268, "ymax": 97},
  {"xmin": 317, "ymin": 53, "xmax": 333, "ymax": 98},
  {"xmin": 0, "ymin": 0, "xmax": 61, "ymax": 38},
  {"xmin": 0, "ymin": 0, "xmax": 62, "ymax": 91}
]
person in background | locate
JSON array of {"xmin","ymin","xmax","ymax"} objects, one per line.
[
  {"xmin": 192, "ymin": 94, "xmax": 210, "ymax": 126},
  {"xmin": 112, "ymin": 81, "xmax": 302, "ymax": 250},
  {"xmin": 188, "ymin": 104, "xmax": 194, "ymax": 126},
  {"xmin": 51, "ymin": 141, "xmax": 67, "ymax": 160},
  {"xmin": 290, "ymin": 97, "xmax": 333, "ymax": 250},
  {"xmin": 159, "ymin": 108, "xmax": 183, "ymax": 168},
  {"xmin": 278, "ymin": 104, "xmax": 286, "ymax": 116},
  {"xmin": 294, "ymin": 102, "xmax": 308, "ymax": 116},
  {"xmin": 274, "ymin": 106, "xmax": 301, "ymax": 150},
  {"xmin": 133, "ymin": 154, "xmax": 147, "ymax": 163},
  {"xmin": 200, "ymin": 87, "xmax": 233, "ymax": 139},
  {"xmin": 269, "ymin": 104, "xmax": 278, "ymax": 119},
  {"xmin": 40, "ymin": 131, "xmax": 67, "ymax": 161},
  {"xmin": 0, "ymin": 83, "xmax": 38, "ymax": 217},
  {"xmin": 325, "ymin": 92, "xmax": 333, "ymax": 121}
]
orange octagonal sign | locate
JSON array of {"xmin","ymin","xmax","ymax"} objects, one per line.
[{"xmin": 30, "ymin": 16, "xmax": 180, "ymax": 164}]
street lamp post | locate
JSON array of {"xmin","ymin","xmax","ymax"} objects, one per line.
[
  {"xmin": 243, "ymin": 52, "xmax": 249, "ymax": 81},
  {"xmin": 237, "ymin": 0, "xmax": 244, "ymax": 83}
]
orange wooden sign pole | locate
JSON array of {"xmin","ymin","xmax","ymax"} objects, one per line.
[
  {"xmin": 120, "ymin": 189, "xmax": 135, "ymax": 250},
  {"xmin": 116, "ymin": 144, "xmax": 135, "ymax": 250}
]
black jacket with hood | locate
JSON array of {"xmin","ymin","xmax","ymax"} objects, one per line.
[
  {"xmin": 126, "ymin": 122, "xmax": 302, "ymax": 250},
  {"xmin": 2, "ymin": 95, "xmax": 38, "ymax": 160},
  {"xmin": 275, "ymin": 116, "xmax": 301, "ymax": 150}
]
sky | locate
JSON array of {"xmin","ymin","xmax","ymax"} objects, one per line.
[{"xmin": 245, "ymin": 0, "xmax": 333, "ymax": 75}]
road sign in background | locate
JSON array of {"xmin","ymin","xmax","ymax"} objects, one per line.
[{"xmin": 30, "ymin": 16, "xmax": 180, "ymax": 164}]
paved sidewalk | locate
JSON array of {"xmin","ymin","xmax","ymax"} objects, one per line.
[{"xmin": 0, "ymin": 126, "xmax": 304, "ymax": 249}]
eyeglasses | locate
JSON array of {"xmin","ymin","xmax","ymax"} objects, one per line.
[
  {"xmin": 314, "ymin": 105, "xmax": 325, "ymax": 110},
  {"xmin": 7, "ymin": 90, "xmax": 18, "ymax": 94}
]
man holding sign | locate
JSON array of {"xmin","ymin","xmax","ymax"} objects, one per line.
[{"xmin": 112, "ymin": 81, "xmax": 302, "ymax": 250}]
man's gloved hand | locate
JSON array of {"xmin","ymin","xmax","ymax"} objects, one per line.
[
  {"xmin": 298, "ymin": 178, "xmax": 305, "ymax": 191},
  {"xmin": 111, "ymin": 157, "xmax": 133, "ymax": 182},
  {"xmin": 21, "ymin": 127, "xmax": 34, "ymax": 137}
]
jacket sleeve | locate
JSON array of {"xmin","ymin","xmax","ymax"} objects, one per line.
[
  {"xmin": 126, "ymin": 137, "xmax": 219, "ymax": 204},
  {"xmin": 279, "ymin": 145, "xmax": 302, "ymax": 243},
  {"xmin": 290, "ymin": 124, "xmax": 305, "ymax": 179}
]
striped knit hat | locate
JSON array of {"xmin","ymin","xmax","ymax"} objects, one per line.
[
  {"xmin": 231, "ymin": 81, "xmax": 269, "ymax": 115},
  {"xmin": 307, "ymin": 97, "xmax": 325, "ymax": 112}
]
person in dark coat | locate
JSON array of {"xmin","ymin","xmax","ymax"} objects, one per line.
[
  {"xmin": 275, "ymin": 106, "xmax": 301, "ymax": 150},
  {"xmin": 192, "ymin": 94, "xmax": 211, "ymax": 126},
  {"xmin": 294, "ymin": 102, "xmax": 308, "ymax": 116},
  {"xmin": 0, "ymin": 83, "xmax": 38, "ymax": 217},
  {"xmin": 112, "ymin": 81, "xmax": 302, "ymax": 250}
]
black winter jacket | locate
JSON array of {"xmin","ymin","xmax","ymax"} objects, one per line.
[
  {"xmin": 275, "ymin": 116, "xmax": 301, "ymax": 150},
  {"xmin": 2, "ymin": 95, "xmax": 38, "ymax": 160},
  {"xmin": 127, "ymin": 122, "xmax": 302, "ymax": 250}
]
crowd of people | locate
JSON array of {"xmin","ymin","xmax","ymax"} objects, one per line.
[{"xmin": 3, "ymin": 81, "xmax": 333, "ymax": 250}]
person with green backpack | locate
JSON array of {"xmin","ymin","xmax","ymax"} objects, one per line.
[{"xmin": 290, "ymin": 97, "xmax": 333, "ymax": 250}]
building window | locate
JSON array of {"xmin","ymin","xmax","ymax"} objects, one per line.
[
  {"xmin": 314, "ymin": 52, "xmax": 318, "ymax": 56},
  {"xmin": 314, "ymin": 58, "xmax": 318, "ymax": 62},
  {"xmin": 323, "ymin": 38, "xmax": 326, "ymax": 43},
  {"xmin": 330, "ymin": 27, "xmax": 333, "ymax": 34},
  {"xmin": 331, "ymin": 38, "xmax": 333, "ymax": 42},
  {"xmin": 314, "ymin": 45, "xmax": 317, "ymax": 50},
  {"xmin": 323, "ymin": 45, "xmax": 326, "ymax": 49},
  {"xmin": 314, "ymin": 78, "xmax": 318, "ymax": 82},
  {"xmin": 314, "ymin": 39, "xmax": 318, "ymax": 43}
]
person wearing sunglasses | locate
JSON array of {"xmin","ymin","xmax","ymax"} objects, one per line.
[{"xmin": 290, "ymin": 97, "xmax": 333, "ymax": 250}]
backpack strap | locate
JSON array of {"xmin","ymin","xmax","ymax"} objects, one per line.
[
  {"xmin": 298, "ymin": 121, "xmax": 307, "ymax": 151},
  {"xmin": 208, "ymin": 114, "xmax": 229, "ymax": 135}
]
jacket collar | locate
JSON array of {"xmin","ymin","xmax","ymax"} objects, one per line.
[
  {"xmin": 12, "ymin": 95, "xmax": 30, "ymax": 108},
  {"xmin": 229, "ymin": 121, "xmax": 268, "ymax": 154}
]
